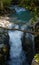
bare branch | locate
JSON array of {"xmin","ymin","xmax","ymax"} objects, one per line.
[{"xmin": 0, "ymin": 26, "xmax": 39, "ymax": 35}]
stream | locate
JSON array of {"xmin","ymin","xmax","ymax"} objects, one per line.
[{"xmin": 4, "ymin": 6, "xmax": 33, "ymax": 65}]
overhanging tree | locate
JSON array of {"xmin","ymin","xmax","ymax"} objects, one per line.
[{"xmin": 0, "ymin": 0, "xmax": 12, "ymax": 13}]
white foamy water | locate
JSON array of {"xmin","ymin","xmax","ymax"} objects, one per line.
[
  {"xmin": 15, "ymin": 6, "xmax": 26, "ymax": 14},
  {"xmin": 8, "ymin": 31, "xmax": 23, "ymax": 58},
  {"xmin": 8, "ymin": 30, "xmax": 29, "ymax": 65}
]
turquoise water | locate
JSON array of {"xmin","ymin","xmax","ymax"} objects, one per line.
[{"xmin": 9, "ymin": 9, "xmax": 33, "ymax": 23}]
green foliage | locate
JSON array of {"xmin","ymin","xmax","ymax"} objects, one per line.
[
  {"xmin": 18, "ymin": 0, "xmax": 39, "ymax": 17},
  {"xmin": 17, "ymin": 0, "xmax": 39, "ymax": 24},
  {"xmin": 0, "ymin": 0, "xmax": 12, "ymax": 11}
]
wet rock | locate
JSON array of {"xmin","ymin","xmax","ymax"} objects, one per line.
[
  {"xmin": 0, "ymin": 28, "xmax": 9, "ymax": 44},
  {"xmin": 21, "ymin": 26, "xmax": 34, "ymax": 65}
]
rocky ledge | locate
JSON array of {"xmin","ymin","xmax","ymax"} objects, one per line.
[{"xmin": 0, "ymin": 28, "xmax": 9, "ymax": 45}]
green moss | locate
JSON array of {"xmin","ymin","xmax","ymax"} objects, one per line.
[{"xmin": 34, "ymin": 54, "xmax": 39, "ymax": 62}]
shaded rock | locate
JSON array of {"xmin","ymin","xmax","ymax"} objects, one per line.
[
  {"xmin": 21, "ymin": 26, "xmax": 34, "ymax": 65},
  {"xmin": 0, "ymin": 28, "xmax": 10, "ymax": 61},
  {"xmin": 34, "ymin": 21, "xmax": 39, "ymax": 53},
  {"xmin": 34, "ymin": 35, "xmax": 39, "ymax": 53},
  {"xmin": 0, "ymin": 28, "xmax": 9, "ymax": 44}
]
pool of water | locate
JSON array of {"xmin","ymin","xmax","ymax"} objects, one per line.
[{"xmin": 9, "ymin": 6, "xmax": 33, "ymax": 23}]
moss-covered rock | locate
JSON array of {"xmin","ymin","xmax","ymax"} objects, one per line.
[{"xmin": 31, "ymin": 54, "xmax": 39, "ymax": 65}]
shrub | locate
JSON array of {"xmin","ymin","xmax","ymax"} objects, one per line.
[{"xmin": 2, "ymin": 0, "xmax": 12, "ymax": 6}]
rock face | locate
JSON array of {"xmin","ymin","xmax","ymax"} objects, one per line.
[
  {"xmin": 34, "ymin": 21, "xmax": 39, "ymax": 53},
  {"xmin": 0, "ymin": 28, "xmax": 10, "ymax": 61},
  {"xmin": 34, "ymin": 35, "xmax": 39, "ymax": 53},
  {"xmin": 21, "ymin": 28, "xmax": 34, "ymax": 65},
  {"xmin": 0, "ymin": 28, "xmax": 9, "ymax": 44},
  {"xmin": 21, "ymin": 21, "xmax": 39, "ymax": 65}
]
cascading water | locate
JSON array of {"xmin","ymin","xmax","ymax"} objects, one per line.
[{"xmin": 8, "ymin": 30, "xmax": 29, "ymax": 65}]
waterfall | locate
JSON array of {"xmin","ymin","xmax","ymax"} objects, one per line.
[
  {"xmin": 8, "ymin": 31, "xmax": 23, "ymax": 58},
  {"xmin": 8, "ymin": 28, "xmax": 29, "ymax": 65}
]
